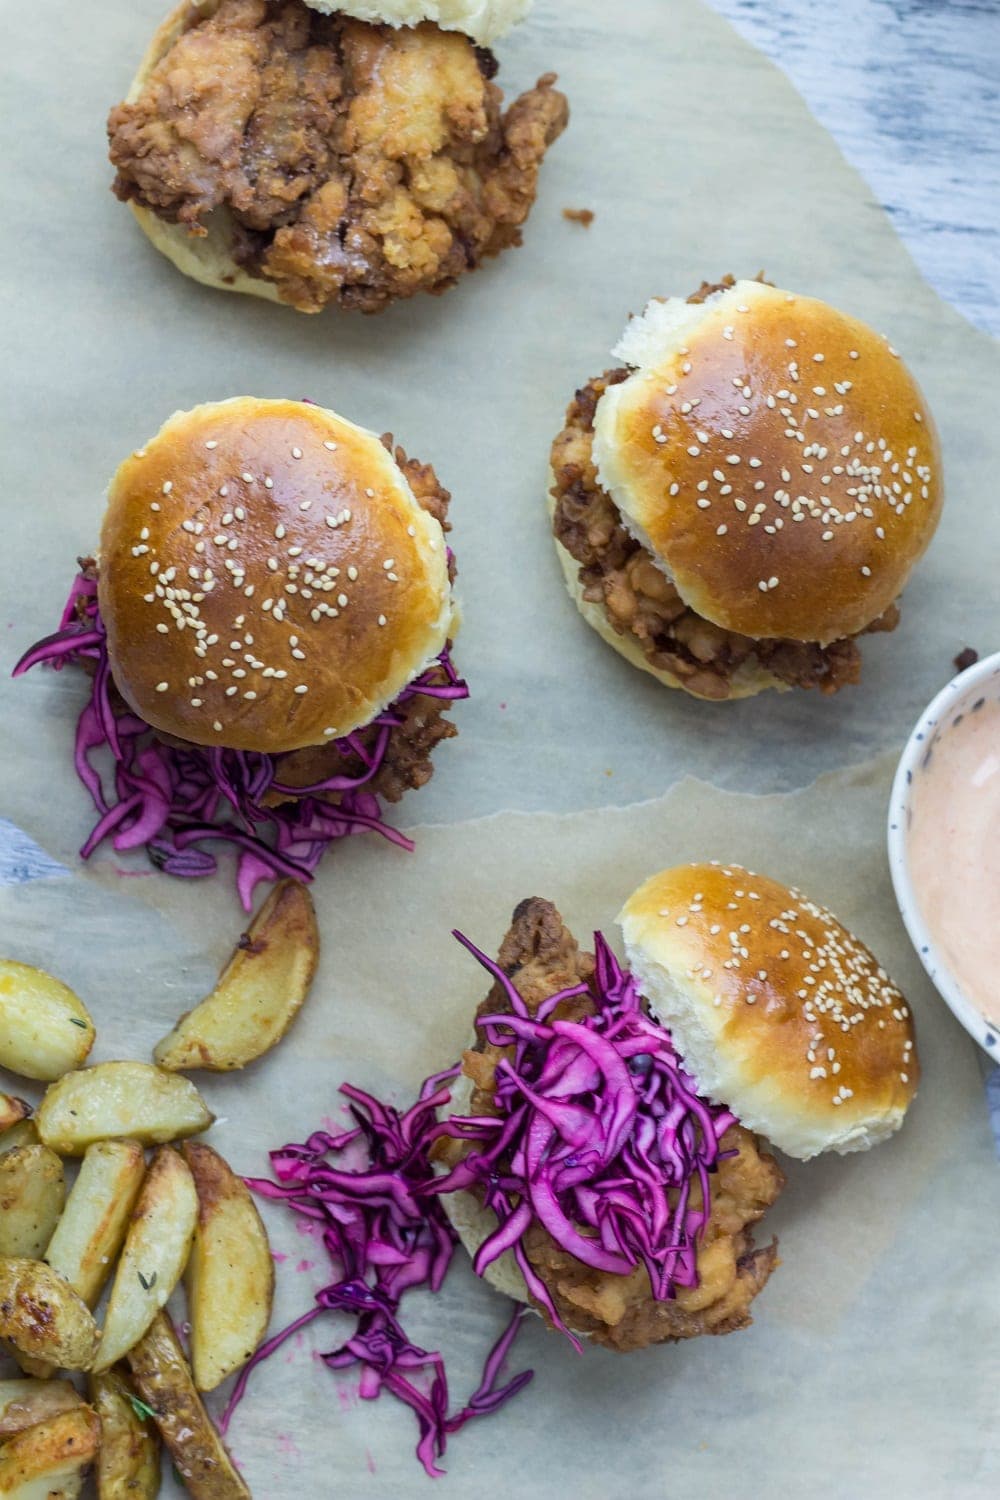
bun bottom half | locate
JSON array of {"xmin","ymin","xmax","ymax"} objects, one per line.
[
  {"xmin": 438, "ymin": 1068, "xmax": 533, "ymax": 1307},
  {"xmin": 130, "ymin": 203, "xmax": 283, "ymax": 306},
  {"xmin": 545, "ymin": 482, "xmax": 783, "ymax": 702}
]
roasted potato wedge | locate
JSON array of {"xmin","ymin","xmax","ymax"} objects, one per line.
[
  {"xmin": 0, "ymin": 1348, "xmax": 53, "ymax": 1382},
  {"xmin": 0, "ymin": 1260, "xmax": 98, "ymax": 1370},
  {"xmin": 0, "ymin": 961, "xmax": 95, "ymax": 1082},
  {"xmin": 155, "ymin": 879, "xmax": 319, "ymax": 1072},
  {"xmin": 0, "ymin": 1124, "xmax": 38, "ymax": 1158},
  {"xmin": 0, "ymin": 1381, "xmax": 82, "ymax": 1440},
  {"xmin": 0, "ymin": 1099, "xmax": 30, "ymax": 1137},
  {"xmin": 0, "ymin": 1146, "xmax": 66, "ymax": 1259},
  {"xmin": 89, "ymin": 1369, "xmax": 160, "ymax": 1500},
  {"xmin": 0, "ymin": 1404, "xmax": 100, "ymax": 1499},
  {"xmin": 182, "ymin": 1142, "xmax": 274, "ymax": 1391},
  {"xmin": 127, "ymin": 1313, "xmax": 251, "ymax": 1500},
  {"xmin": 45, "ymin": 1140, "xmax": 146, "ymax": 1309},
  {"xmin": 95, "ymin": 1148, "xmax": 198, "ymax": 1372},
  {"xmin": 36, "ymin": 1063, "xmax": 212, "ymax": 1155}
]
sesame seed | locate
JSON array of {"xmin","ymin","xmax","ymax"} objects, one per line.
[
  {"xmin": 294, "ymin": 684, "xmax": 308, "ymax": 695},
  {"xmin": 292, "ymin": 447, "xmax": 302, "ymax": 459},
  {"xmin": 323, "ymin": 440, "xmax": 337, "ymax": 451},
  {"xmin": 205, "ymin": 440, "xmax": 218, "ymax": 450},
  {"xmin": 377, "ymin": 614, "xmax": 387, "ymax": 627},
  {"xmin": 155, "ymin": 681, "xmax": 169, "ymax": 692}
]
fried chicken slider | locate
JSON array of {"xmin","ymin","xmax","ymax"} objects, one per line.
[
  {"xmin": 435, "ymin": 864, "xmax": 918, "ymax": 1351},
  {"xmin": 108, "ymin": 0, "xmax": 568, "ymax": 313},
  {"xmin": 16, "ymin": 397, "xmax": 466, "ymax": 904},
  {"xmin": 549, "ymin": 278, "xmax": 943, "ymax": 698}
]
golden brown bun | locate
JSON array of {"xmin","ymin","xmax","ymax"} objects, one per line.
[
  {"xmin": 545, "ymin": 481, "xmax": 784, "ymax": 701},
  {"xmin": 618, "ymin": 863, "xmax": 918, "ymax": 1159},
  {"xmin": 98, "ymin": 398, "xmax": 452, "ymax": 752},
  {"xmin": 593, "ymin": 280, "xmax": 942, "ymax": 645}
]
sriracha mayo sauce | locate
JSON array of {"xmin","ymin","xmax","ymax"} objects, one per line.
[{"xmin": 909, "ymin": 695, "xmax": 1000, "ymax": 1027}]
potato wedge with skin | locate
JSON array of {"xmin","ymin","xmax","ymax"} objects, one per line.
[
  {"xmin": 95, "ymin": 1148, "xmax": 198, "ymax": 1372},
  {"xmin": 36, "ymin": 1063, "xmax": 212, "ymax": 1155},
  {"xmin": 155, "ymin": 879, "xmax": 319, "ymax": 1072},
  {"xmin": 45, "ymin": 1140, "xmax": 146, "ymax": 1308},
  {"xmin": 0, "ymin": 1381, "xmax": 82, "ymax": 1440},
  {"xmin": 89, "ymin": 1369, "xmax": 160, "ymax": 1500},
  {"xmin": 0, "ymin": 1260, "xmax": 98, "ymax": 1370},
  {"xmin": 0, "ymin": 1123, "xmax": 37, "ymax": 1159},
  {"xmin": 182, "ymin": 1141, "xmax": 274, "ymax": 1391},
  {"xmin": 0, "ymin": 1404, "xmax": 100, "ymax": 1499},
  {"xmin": 0, "ymin": 1146, "xmax": 66, "ymax": 1259},
  {"xmin": 0, "ymin": 1100, "xmax": 30, "ymax": 1137},
  {"xmin": 127, "ymin": 1313, "xmax": 250, "ymax": 1500},
  {"xmin": 0, "ymin": 961, "xmax": 95, "ymax": 1083}
]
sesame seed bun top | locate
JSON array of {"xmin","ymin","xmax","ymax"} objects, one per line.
[
  {"xmin": 618, "ymin": 862, "xmax": 919, "ymax": 1159},
  {"xmin": 593, "ymin": 280, "xmax": 943, "ymax": 645},
  {"xmin": 98, "ymin": 398, "xmax": 453, "ymax": 753}
]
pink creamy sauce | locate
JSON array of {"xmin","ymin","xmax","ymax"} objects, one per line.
[{"xmin": 909, "ymin": 694, "xmax": 1000, "ymax": 1026}]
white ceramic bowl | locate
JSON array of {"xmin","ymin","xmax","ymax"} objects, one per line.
[{"xmin": 888, "ymin": 650, "xmax": 1000, "ymax": 1059}]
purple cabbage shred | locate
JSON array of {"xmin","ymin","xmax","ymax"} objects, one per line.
[
  {"xmin": 14, "ymin": 572, "xmax": 467, "ymax": 908},
  {"xmin": 228, "ymin": 1069, "xmax": 534, "ymax": 1478}
]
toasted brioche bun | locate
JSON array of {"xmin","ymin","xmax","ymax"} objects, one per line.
[
  {"xmin": 619, "ymin": 863, "xmax": 919, "ymax": 1160},
  {"xmin": 545, "ymin": 481, "xmax": 783, "ymax": 701},
  {"xmin": 592, "ymin": 280, "xmax": 942, "ymax": 646},
  {"xmin": 98, "ymin": 398, "xmax": 452, "ymax": 753}
]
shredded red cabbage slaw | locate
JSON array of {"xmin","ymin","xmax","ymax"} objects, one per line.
[
  {"xmin": 231, "ymin": 1068, "xmax": 534, "ymax": 1478},
  {"xmin": 227, "ymin": 929, "xmax": 732, "ymax": 1474},
  {"xmin": 14, "ymin": 572, "xmax": 467, "ymax": 908}
]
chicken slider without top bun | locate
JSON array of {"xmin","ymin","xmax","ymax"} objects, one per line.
[
  {"xmin": 15, "ymin": 397, "xmax": 466, "ymax": 906},
  {"xmin": 549, "ymin": 276, "xmax": 943, "ymax": 699},
  {"xmin": 107, "ymin": 0, "xmax": 568, "ymax": 314},
  {"xmin": 434, "ymin": 863, "xmax": 918, "ymax": 1351}
]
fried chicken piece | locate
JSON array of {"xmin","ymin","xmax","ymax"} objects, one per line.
[
  {"xmin": 455, "ymin": 898, "xmax": 785, "ymax": 1351},
  {"xmin": 108, "ymin": 0, "xmax": 568, "ymax": 313}
]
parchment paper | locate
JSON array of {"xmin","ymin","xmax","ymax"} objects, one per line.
[
  {"xmin": 2, "ymin": 0, "xmax": 1000, "ymax": 843},
  {"xmin": 2, "ymin": 0, "xmax": 1000, "ymax": 1494},
  {"xmin": 1, "ymin": 756, "xmax": 999, "ymax": 1497}
]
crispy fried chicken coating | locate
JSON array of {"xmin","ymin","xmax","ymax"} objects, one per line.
[{"xmin": 108, "ymin": 0, "xmax": 568, "ymax": 312}]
